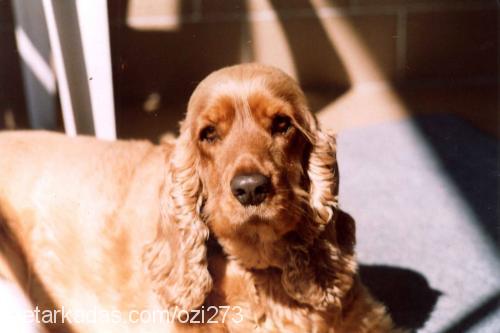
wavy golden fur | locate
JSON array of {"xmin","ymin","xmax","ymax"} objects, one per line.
[{"xmin": 0, "ymin": 64, "xmax": 401, "ymax": 332}]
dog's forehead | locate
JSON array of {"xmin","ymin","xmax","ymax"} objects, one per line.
[
  {"xmin": 203, "ymin": 78, "xmax": 295, "ymax": 118},
  {"xmin": 210, "ymin": 77, "xmax": 267, "ymax": 100}
]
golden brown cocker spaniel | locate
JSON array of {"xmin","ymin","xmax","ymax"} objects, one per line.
[{"xmin": 0, "ymin": 64, "xmax": 402, "ymax": 332}]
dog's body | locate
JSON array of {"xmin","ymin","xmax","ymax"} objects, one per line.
[
  {"xmin": 0, "ymin": 132, "xmax": 173, "ymax": 332},
  {"xmin": 0, "ymin": 64, "xmax": 400, "ymax": 332}
]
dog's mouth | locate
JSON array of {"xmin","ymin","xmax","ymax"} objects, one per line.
[{"xmin": 202, "ymin": 182, "xmax": 305, "ymax": 239}]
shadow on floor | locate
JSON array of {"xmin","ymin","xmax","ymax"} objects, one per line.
[
  {"xmin": 441, "ymin": 291, "xmax": 500, "ymax": 333},
  {"xmin": 359, "ymin": 264, "xmax": 441, "ymax": 331},
  {"xmin": 438, "ymin": 290, "xmax": 500, "ymax": 333},
  {"xmin": 412, "ymin": 115, "xmax": 499, "ymax": 253}
]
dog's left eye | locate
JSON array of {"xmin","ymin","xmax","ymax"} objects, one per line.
[
  {"xmin": 271, "ymin": 115, "xmax": 292, "ymax": 135},
  {"xmin": 199, "ymin": 126, "xmax": 218, "ymax": 143}
]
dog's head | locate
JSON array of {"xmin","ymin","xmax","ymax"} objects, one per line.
[{"xmin": 144, "ymin": 64, "xmax": 355, "ymax": 313}]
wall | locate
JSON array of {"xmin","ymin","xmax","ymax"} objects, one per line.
[{"xmin": 0, "ymin": 0, "xmax": 497, "ymax": 138}]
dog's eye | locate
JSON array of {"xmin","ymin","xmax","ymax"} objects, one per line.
[
  {"xmin": 199, "ymin": 126, "xmax": 218, "ymax": 143},
  {"xmin": 271, "ymin": 115, "xmax": 292, "ymax": 135}
]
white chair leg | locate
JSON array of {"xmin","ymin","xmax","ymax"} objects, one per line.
[
  {"xmin": 75, "ymin": 0, "xmax": 116, "ymax": 140},
  {"xmin": 42, "ymin": 0, "xmax": 116, "ymax": 140}
]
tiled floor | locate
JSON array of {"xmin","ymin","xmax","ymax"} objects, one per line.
[{"xmin": 338, "ymin": 113, "xmax": 499, "ymax": 332}]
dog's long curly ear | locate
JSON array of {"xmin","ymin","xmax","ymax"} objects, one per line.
[
  {"xmin": 308, "ymin": 129, "xmax": 339, "ymax": 229},
  {"xmin": 282, "ymin": 124, "xmax": 357, "ymax": 312},
  {"xmin": 143, "ymin": 130, "xmax": 212, "ymax": 312}
]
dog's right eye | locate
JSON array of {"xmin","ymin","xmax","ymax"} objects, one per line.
[
  {"xmin": 271, "ymin": 115, "xmax": 292, "ymax": 136},
  {"xmin": 199, "ymin": 126, "xmax": 218, "ymax": 143}
]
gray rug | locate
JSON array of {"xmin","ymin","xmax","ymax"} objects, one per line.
[{"xmin": 337, "ymin": 114, "xmax": 499, "ymax": 332}]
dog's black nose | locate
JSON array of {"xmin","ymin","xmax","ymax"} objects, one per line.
[{"xmin": 230, "ymin": 173, "xmax": 271, "ymax": 206}]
